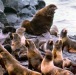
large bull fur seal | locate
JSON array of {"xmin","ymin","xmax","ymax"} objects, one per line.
[{"xmin": 21, "ymin": 4, "xmax": 57, "ymax": 35}]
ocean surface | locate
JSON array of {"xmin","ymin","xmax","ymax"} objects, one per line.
[{"xmin": 44, "ymin": 0, "xmax": 76, "ymax": 35}]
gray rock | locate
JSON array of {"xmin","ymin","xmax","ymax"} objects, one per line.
[
  {"xmin": 30, "ymin": 0, "xmax": 38, "ymax": 6},
  {"xmin": 0, "ymin": 22, "xmax": 4, "ymax": 29},
  {"xmin": 0, "ymin": 11, "xmax": 9, "ymax": 26},
  {"xmin": 5, "ymin": 13, "xmax": 20, "ymax": 26},
  {"xmin": 19, "ymin": 6, "xmax": 36, "ymax": 18},
  {"xmin": 2, "ymin": 0, "xmax": 18, "ymax": 11},
  {"xmin": 0, "ymin": 0, "xmax": 4, "ymax": 12}
]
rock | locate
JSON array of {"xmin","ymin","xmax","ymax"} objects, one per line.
[
  {"xmin": 0, "ymin": 22, "xmax": 4, "ymax": 29},
  {"xmin": 18, "ymin": 6, "xmax": 36, "ymax": 18},
  {"xmin": 0, "ymin": 0, "xmax": 4, "ymax": 12},
  {"xmin": 4, "ymin": 7, "xmax": 17, "ymax": 14},
  {"xmin": 5, "ymin": 13, "xmax": 20, "ymax": 26},
  {"xmin": 2, "ymin": 0, "xmax": 18, "ymax": 11},
  {"xmin": 35, "ymin": 0, "xmax": 46, "ymax": 10},
  {"xmin": 0, "ymin": 11, "xmax": 9, "ymax": 26},
  {"xmin": 30, "ymin": 0, "xmax": 38, "ymax": 6}
]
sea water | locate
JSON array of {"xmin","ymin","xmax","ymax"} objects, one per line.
[{"xmin": 44, "ymin": 0, "xmax": 76, "ymax": 35}]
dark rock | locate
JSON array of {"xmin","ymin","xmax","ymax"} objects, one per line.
[
  {"xmin": 0, "ymin": 11, "xmax": 10, "ymax": 26},
  {"xmin": 4, "ymin": 7, "xmax": 17, "ymax": 14},
  {"xmin": 35, "ymin": 0, "xmax": 46, "ymax": 10},
  {"xmin": 2, "ymin": 26, "xmax": 16, "ymax": 34}
]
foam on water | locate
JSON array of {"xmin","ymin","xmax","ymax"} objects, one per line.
[{"xmin": 44, "ymin": 0, "xmax": 76, "ymax": 35}]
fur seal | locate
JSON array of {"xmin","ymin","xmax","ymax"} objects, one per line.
[
  {"xmin": 0, "ymin": 44, "xmax": 42, "ymax": 75},
  {"xmin": 25, "ymin": 39, "xmax": 43, "ymax": 72},
  {"xmin": 50, "ymin": 25, "xmax": 58, "ymax": 36},
  {"xmin": 21, "ymin": 4, "xmax": 57, "ymax": 35},
  {"xmin": 16, "ymin": 27, "xmax": 26, "ymax": 45},
  {"xmin": 11, "ymin": 33, "xmax": 27, "ymax": 60},
  {"xmin": 41, "ymin": 50, "xmax": 74, "ymax": 75},
  {"xmin": 60, "ymin": 28, "xmax": 76, "ymax": 53},
  {"xmin": 39, "ymin": 39, "xmax": 53, "ymax": 51},
  {"xmin": 11, "ymin": 33, "xmax": 21, "ymax": 51},
  {"xmin": 52, "ymin": 39, "xmax": 63, "ymax": 68}
]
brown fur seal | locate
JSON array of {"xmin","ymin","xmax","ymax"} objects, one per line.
[
  {"xmin": 0, "ymin": 44, "xmax": 42, "ymax": 75},
  {"xmin": 41, "ymin": 50, "xmax": 74, "ymax": 75},
  {"xmin": 11, "ymin": 33, "xmax": 27, "ymax": 60},
  {"xmin": 60, "ymin": 28, "xmax": 76, "ymax": 53},
  {"xmin": 21, "ymin": 4, "xmax": 57, "ymax": 35},
  {"xmin": 39, "ymin": 39, "xmax": 53, "ymax": 51},
  {"xmin": 52, "ymin": 39, "xmax": 63, "ymax": 68},
  {"xmin": 11, "ymin": 33, "xmax": 21, "ymax": 51},
  {"xmin": 16, "ymin": 27, "xmax": 26, "ymax": 45},
  {"xmin": 25, "ymin": 39, "xmax": 43, "ymax": 72}
]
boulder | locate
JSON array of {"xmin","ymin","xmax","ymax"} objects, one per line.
[{"xmin": 0, "ymin": 11, "xmax": 9, "ymax": 26}]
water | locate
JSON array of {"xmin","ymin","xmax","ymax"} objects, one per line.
[{"xmin": 44, "ymin": 0, "xmax": 76, "ymax": 35}]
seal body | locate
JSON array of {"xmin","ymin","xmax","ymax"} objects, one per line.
[
  {"xmin": 52, "ymin": 40, "xmax": 63, "ymax": 68},
  {"xmin": 60, "ymin": 28, "xmax": 76, "ymax": 53},
  {"xmin": 22, "ymin": 4, "xmax": 57, "ymax": 35},
  {"xmin": 25, "ymin": 39, "xmax": 43, "ymax": 72},
  {"xmin": 41, "ymin": 50, "xmax": 74, "ymax": 75}
]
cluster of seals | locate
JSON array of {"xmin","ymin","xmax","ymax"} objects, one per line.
[
  {"xmin": 41, "ymin": 50, "xmax": 74, "ymax": 75},
  {"xmin": 60, "ymin": 28, "xmax": 76, "ymax": 53},
  {"xmin": 0, "ymin": 44, "xmax": 42, "ymax": 75},
  {"xmin": 21, "ymin": 4, "xmax": 57, "ymax": 35}
]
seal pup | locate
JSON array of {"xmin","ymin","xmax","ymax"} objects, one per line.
[
  {"xmin": 21, "ymin": 4, "xmax": 57, "ymax": 35},
  {"xmin": 41, "ymin": 50, "xmax": 74, "ymax": 75},
  {"xmin": 11, "ymin": 33, "xmax": 21, "ymax": 51},
  {"xmin": 50, "ymin": 25, "xmax": 59, "ymax": 36},
  {"xmin": 39, "ymin": 39, "xmax": 53, "ymax": 51},
  {"xmin": 52, "ymin": 39, "xmax": 63, "ymax": 68},
  {"xmin": 11, "ymin": 33, "xmax": 28, "ymax": 60},
  {"xmin": 0, "ymin": 44, "xmax": 42, "ymax": 75},
  {"xmin": 60, "ymin": 28, "xmax": 76, "ymax": 53},
  {"xmin": 25, "ymin": 39, "xmax": 43, "ymax": 72},
  {"xmin": 16, "ymin": 27, "xmax": 26, "ymax": 45}
]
